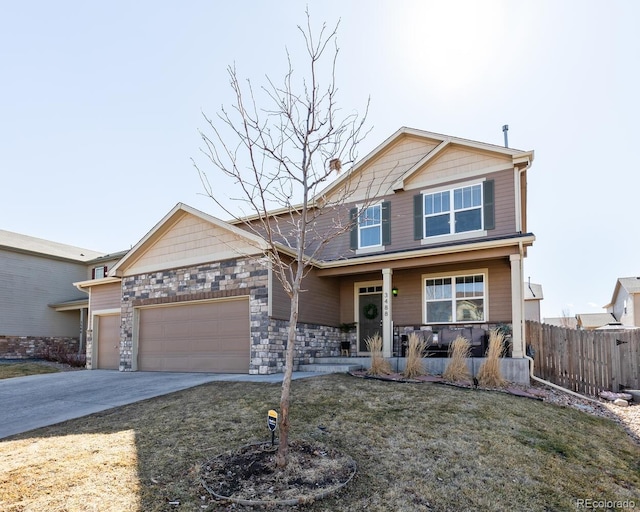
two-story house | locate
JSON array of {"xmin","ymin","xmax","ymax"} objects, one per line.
[
  {"xmin": 604, "ymin": 277, "xmax": 640, "ymax": 328},
  {"xmin": 0, "ymin": 229, "xmax": 125, "ymax": 358},
  {"xmin": 76, "ymin": 127, "xmax": 535, "ymax": 382}
]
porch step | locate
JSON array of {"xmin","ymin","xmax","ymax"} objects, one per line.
[{"xmin": 298, "ymin": 363, "xmax": 363, "ymax": 373}]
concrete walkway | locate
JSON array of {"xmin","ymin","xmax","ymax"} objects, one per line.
[{"xmin": 0, "ymin": 370, "xmax": 322, "ymax": 439}]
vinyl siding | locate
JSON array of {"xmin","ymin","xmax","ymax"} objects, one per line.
[
  {"xmin": 324, "ymin": 135, "xmax": 441, "ymax": 203},
  {"xmin": 125, "ymin": 212, "xmax": 262, "ymax": 275},
  {"xmin": 270, "ymin": 266, "xmax": 341, "ymax": 327},
  {"xmin": 0, "ymin": 248, "xmax": 87, "ymax": 336},
  {"xmin": 337, "ymin": 259, "xmax": 512, "ymax": 326},
  {"xmin": 314, "ymin": 167, "xmax": 517, "ymax": 262},
  {"xmin": 90, "ymin": 282, "xmax": 122, "ymax": 313}
]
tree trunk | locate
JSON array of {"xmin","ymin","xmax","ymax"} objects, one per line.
[{"xmin": 275, "ymin": 288, "xmax": 299, "ymax": 468}]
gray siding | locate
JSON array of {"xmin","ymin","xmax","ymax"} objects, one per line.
[{"xmin": 0, "ymin": 249, "xmax": 88, "ymax": 336}]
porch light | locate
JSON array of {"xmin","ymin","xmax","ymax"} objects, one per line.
[{"xmin": 392, "ymin": 287, "xmax": 398, "ymax": 297}]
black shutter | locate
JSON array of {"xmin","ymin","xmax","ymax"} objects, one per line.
[
  {"xmin": 349, "ymin": 207, "xmax": 358, "ymax": 250},
  {"xmin": 103, "ymin": 265, "xmax": 108, "ymax": 276},
  {"xmin": 483, "ymin": 180, "xmax": 495, "ymax": 230},
  {"xmin": 91, "ymin": 268, "xmax": 95, "ymax": 279},
  {"xmin": 381, "ymin": 201, "xmax": 391, "ymax": 246},
  {"xmin": 413, "ymin": 194, "xmax": 424, "ymax": 240}
]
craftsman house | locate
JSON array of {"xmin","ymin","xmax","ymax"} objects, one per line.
[{"xmin": 74, "ymin": 127, "xmax": 535, "ymax": 381}]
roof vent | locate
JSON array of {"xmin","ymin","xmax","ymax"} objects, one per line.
[{"xmin": 502, "ymin": 125, "xmax": 509, "ymax": 148}]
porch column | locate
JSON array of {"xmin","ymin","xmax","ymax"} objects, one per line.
[
  {"xmin": 382, "ymin": 268, "xmax": 393, "ymax": 358},
  {"xmin": 510, "ymin": 254, "xmax": 524, "ymax": 358}
]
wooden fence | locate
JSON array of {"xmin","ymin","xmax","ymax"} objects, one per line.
[{"xmin": 526, "ymin": 320, "xmax": 640, "ymax": 396}]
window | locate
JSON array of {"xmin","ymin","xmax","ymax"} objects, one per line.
[
  {"xmin": 425, "ymin": 273, "xmax": 485, "ymax": 323},
  {"xmin": 350, "ymin": 201, "xmax": 391, "ymax": 251},
  {"xmin": 92, "ymin": 266, "xmax": 107, "ymax": 279},
  {"xmin": 359, "ymin": 204, "xmax": 382, "ymax": 247},
  {"xmin": 414, "ymin": 180, "xmax": 494, "ymax": 240}
]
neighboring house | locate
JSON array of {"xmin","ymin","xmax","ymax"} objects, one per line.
[
  {"xmin": 576, "ymin": 313, "xmax": 620, "ymax": 330},
  {"xmin": 524, "ymin": 282, "xmax": 543, "ymax": 322},
  {"xmin": 543, "ymin": 316, "xmax": 578, "ymax": 329},
  {"xmin": 76, "ymin": 127, "xmax": 535, "ymax": 380},
  {"xmin": 604, "ymin": 277, "xmax": 640, "ymax": 328},
  {"xmin": 0, "ymin": 230, "xmax": 122, "ymax": 357}
]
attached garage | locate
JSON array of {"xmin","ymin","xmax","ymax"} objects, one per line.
[
  {"xmin": 96, "ymin": 314, "xmax": 120, "ymax": 370},
  {"xmin": 137, "ymin": 298, "xmax": 250, "ymax": 373}
]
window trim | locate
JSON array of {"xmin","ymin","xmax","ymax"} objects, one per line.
[
  {"xmin": 351, "ymin": 200, "xmax": 391, "ymax": 254},
  {"xmin": 422, "ymin": 269, "xmax": 488, "ymax": 324},
  {"xmin": 416, "ymin": 178, "xmax": 492, "ymax": 244},
  {"xmin": 358, "ymin": 203, "xmax": 383, "ymax": 249}
]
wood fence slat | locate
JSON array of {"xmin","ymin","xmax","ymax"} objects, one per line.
[{"xmin": 525, "ymin": 320, "xmax": 640, "ymax": 397}]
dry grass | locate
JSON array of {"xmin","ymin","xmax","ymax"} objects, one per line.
[
  {"xmin": 402, "ymin": 332, "xmax": 427, "ymax": 379},
  {"xmin": 0, "ymin": 362, "xmax": 60, "ymax": 380},
  {"xmin": 365, "ymin": 333, "xmax": 392, "ymax": 376},
  {"xmin": 2, "ymin": 375, "xmax": 640, "ymax": 511},
  {"xmin": 442, "ymin": 335, "xmax": 472, "ymax": 382},
  {"xmin": 477, "ymin": 330, "xmax": 506, "ymax": 387}
]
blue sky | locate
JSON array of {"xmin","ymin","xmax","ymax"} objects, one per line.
[{"xmin": 1, "ymin": 1, "xmax": 638, "ymax": 319}]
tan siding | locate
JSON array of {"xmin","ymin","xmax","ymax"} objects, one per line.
[
  {"xmin": 325, "ymin": 135, "xmax": 440, "ymax": 203},
  {"xmin": 126, "ymin": 213, "xmax": 261, "ymax": 275},
  {"xmin": 404, "ymin": 145, "xmax": 512, "ymax": 190},
  {"xmin": 90, "ymin": 282, "xmax": 121, "ymax": 311},
  {"xmin": 298, "ymin": 270, "xmax": 340, "ymax": 326},
  {"xmin": 316, "ymin": 167, "xmax": 517, "ymax": 261},
  {"xmin": 337, "ymin": 260, "xmax": 512, "ymax": 327}
]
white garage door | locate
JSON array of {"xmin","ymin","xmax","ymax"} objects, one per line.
[{"xmin": 137, "ymin": 298, "xmax": 250, "ymax": 373}]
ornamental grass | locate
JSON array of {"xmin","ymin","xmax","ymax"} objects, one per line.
[
  {"xmin": 477, "ymin": 329, "xmax": 506, "ymax": 387},
  {"xmin": 443, "ymin": 335, "xmax": 471, "ymax": 382},
  {"xmin": 402, "ymin": 332, "xmax": 427, "ymax": 379},
  {"xmin": 365, "ymin": 333, "xmax": 392, "ymax": 376}
]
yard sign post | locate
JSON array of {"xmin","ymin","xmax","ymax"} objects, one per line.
[{"xmin": 267, "ymin": 409, "xmax": 278, "ymax": 446}]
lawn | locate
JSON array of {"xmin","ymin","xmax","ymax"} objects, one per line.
[
  {"xmin": 0, "ymin": 362, "xmax": 60, "ymax": 380},
  {"xmin": 1, "ymin": 374, "xmax": 639, "ymax": 511}
]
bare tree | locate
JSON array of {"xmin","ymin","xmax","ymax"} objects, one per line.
[{"xmin": 195, "ymin": 12, "xmax": 370, "ymax": 468}]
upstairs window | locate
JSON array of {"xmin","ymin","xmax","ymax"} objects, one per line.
[
  {"xmin": 415, "ymin": 180, "xmax": 494, "ymax": 240},
  {"xmin": 92, "ymin": 266, "xmax": 107, "ymax": 279},
  {"xmin": 359, "ymin": 204, "xmax": 382, "ymax": 247},
  {"xmin": 350, "ymin": 201, "xmax": 391, "ymax": 251}
]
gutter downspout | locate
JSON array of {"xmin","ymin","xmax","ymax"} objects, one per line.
[{"xmin": 525, "ymin": 355, "xmax": 600, "ymax": 404}]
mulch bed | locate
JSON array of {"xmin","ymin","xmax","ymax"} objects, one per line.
[{"xmin": 200, "ymin": 439, "xmax": 356, "ymax": 506}]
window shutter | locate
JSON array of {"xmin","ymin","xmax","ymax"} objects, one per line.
[
  {"xmin": 103, "ymin": 265, "xmax": 108, "ymax": 276},
  {"xmin": 349, "ymin": 207, "xmax": 358, "ymax": 250},
  {"xmin": 381, "ymin": 201, "xmax": 391, "ymax": 246},
  {"xmin": 413, "ymin": 194, "xmax": 424, "ymax": 240},
  {"xmin": 483, "ymin": 180, "xmax": 495, "ymax": 230},
  {"xmin": 91, "ymin": 268, "xmax": 95, "ymax": 279}
]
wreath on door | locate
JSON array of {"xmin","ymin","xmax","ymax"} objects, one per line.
[{"xmin": 363, "ymin": 303, "xmax": 379, "ymax": 320}]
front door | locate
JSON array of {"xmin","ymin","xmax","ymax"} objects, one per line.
[{"xmin": 358, "ymin": 290, "xmax": 383, "ymax": 352}]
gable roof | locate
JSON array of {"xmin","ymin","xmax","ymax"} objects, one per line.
[
  {"xmin": 604, "ymin": 276, "xmax": 640, "ymax": 308},
  {"xmin": 524, "ymin": 282, "xmax": 543, "ymax": 301},
  {"xmin": 0, "ymin": 229, "xmax": 104, "ymax": 263},
  {"xmin": 109, "ymin": 203, "xmax": 274, "ymax": 277},
  {"xmin": 576, "ymin": 312, "xmax": 619, "ymax": 329},
  {"xmin": 316, "ymin": 126, "xmax": 534, "ymax": 201}
]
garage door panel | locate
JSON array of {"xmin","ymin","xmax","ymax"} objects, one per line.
[{"xmin": 138, "ymin": 299, "xmax": 250, "ymax": 373}]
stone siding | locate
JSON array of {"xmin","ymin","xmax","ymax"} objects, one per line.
[
  {"xmin": 119, "ymin": 257, "xmax": 271, "ymax": 372},
  {"xmin": 260, "ymin": 320, "xmax": 344, "ymax": 374},
  {"xmin": 0, "ymin": 336, "xmax": 80, "ymax": 359}
]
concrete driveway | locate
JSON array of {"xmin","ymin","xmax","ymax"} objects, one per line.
[{"xmin": 0, "ymin": 370, "xmax": 321, "ymax": 439}]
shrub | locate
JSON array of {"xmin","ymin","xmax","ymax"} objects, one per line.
[
  {"xmin": 37, "ymin": 344, "xmax": 86, "ymax": 368},
  {"xmin": 442, "ymin": 336, "xmax": 471, "ymax": 382},
  {"xmin": 402, "ymin": 332, "xmax": 427, "ymax": 379},
  {"xmin": 365, "ymin": 333, "xmax": 392, "ymax": 376},
  {"xmin": 477, "ymin": 330, "xmax": 505, "ymax": 387}
]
